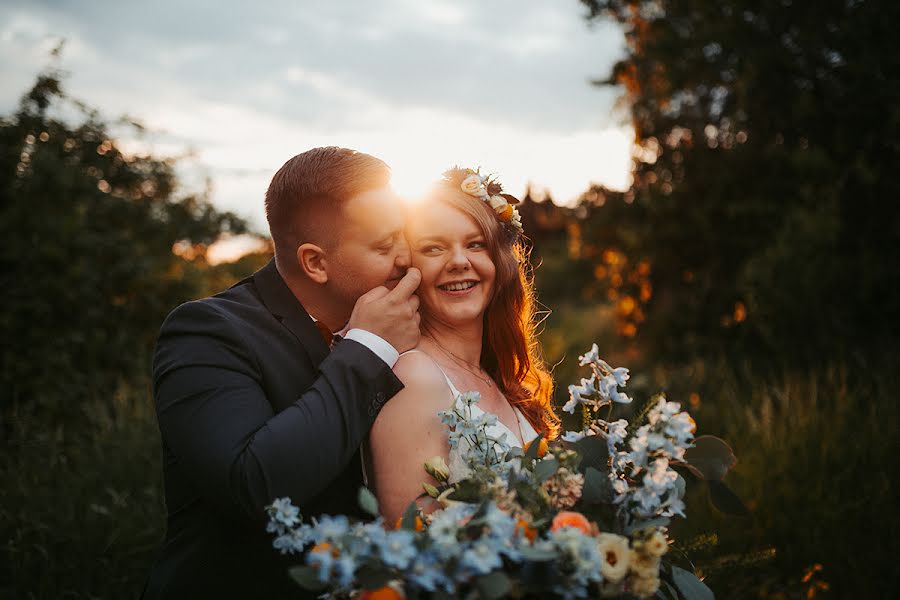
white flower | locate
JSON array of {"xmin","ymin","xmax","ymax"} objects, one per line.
[
  {"xmin": 611, "ymin": 367, "xmax": 630, "ymax": 387},
  {"xmin": 605, "ymin": 419, "xmax": 628, "ymax": 453},
  {"xmin": 596, "ymin": 533, "xmax": 631, "ymax": 582},
  {"xmin": 560, "ymin": 429, "xmax": 588, "ymax": 442},
  {"xmin": 488, "ymin": 195, "xmax": 507, "ymax": 210},
  {"xmin": 424, "ymin": 456, "xmax": 450, "ymax": 482},
  {"xmin": 577, "ymin": 343, "xmax": 601, "ymax": 366},
  {"xmin": 460, "ymin": 174, "xmax": 486, "ymax": 197}
]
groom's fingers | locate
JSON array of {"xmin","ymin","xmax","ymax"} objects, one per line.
[
  {"xmin": 407, "ymin": 294, "xmax": 420, "ymax": 313},
  {"xmin": 387, "ymin": 268, "xmax": 421, "ymax": 300}
]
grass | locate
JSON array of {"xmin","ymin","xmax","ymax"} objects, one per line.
[
  {"xmin": 1, "ymin": 384, "xmax": 164, "ymax": 600},
  {"xmin": 2, "ymin": 351, "xmax": 896, "ymax": 599}
]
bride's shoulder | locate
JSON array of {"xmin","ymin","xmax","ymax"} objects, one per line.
[{"xmin": 393, "ymin": 349, "xmax": 446, "ymax": 388}]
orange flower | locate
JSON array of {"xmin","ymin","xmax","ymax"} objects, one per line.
[
  {"xmin": 310, "ymin": 542, "xmax": 339, "ymax": 557},
  {"xmin": 394, "ymin": 515, "xmax": 425, "ymax": 532},
  {"xmin": 361, "ymin": 585, "xmax": 404, "ymax": 600},
  {"xmin": 497, "ymin": 204, "xmax": 514, "ymax": 221},
  {"xmin": 516, "ymin": 519, "xmax": 538, "ymax": 543},
  {"xmin": 524, "ymin": 437, "xmax": 549, "ymax": 458},
  {"xmin": 550, "ymin": 511, "xmax": 593, "ymax": 535}
]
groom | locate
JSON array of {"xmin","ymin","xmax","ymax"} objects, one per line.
[{"xmin": 143, "ymin": 147, "xmax": 421, "ymax": 599}]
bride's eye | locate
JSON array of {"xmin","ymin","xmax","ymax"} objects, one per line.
[
  {"xmin": 421, "ymin": 245, "xmax": 442, "ymax": 254},
  {"xmin": 468, "ymin": 240, "xmax": 486, "ymax": 250}
]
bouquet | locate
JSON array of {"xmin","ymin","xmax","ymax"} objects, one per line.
[{"xmin": 266, "ymin": 344, "xmax": 744, "ymax": 599}]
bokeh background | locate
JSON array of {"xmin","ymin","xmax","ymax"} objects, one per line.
[{"xmin": 2, "ymin": 1, "xmax": 898, "ymax": 598}]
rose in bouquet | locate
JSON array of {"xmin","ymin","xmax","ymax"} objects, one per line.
[{"xmin": 267, "ymin": 344, "xmax": 745, "ymax": 599}]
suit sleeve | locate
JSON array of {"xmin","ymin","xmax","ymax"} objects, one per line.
[{"xmin": 152, "ymin": 300, "xmax": 403, "ymax": 522}]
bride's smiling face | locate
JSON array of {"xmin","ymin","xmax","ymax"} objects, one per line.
[{"xmin": 406, "ymin": 201, "xmax": 496, "ymax": 328}]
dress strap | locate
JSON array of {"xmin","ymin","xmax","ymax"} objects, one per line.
[{"xmin": 399, "ymin": 349, "xmax": 463, "ymax": 399}]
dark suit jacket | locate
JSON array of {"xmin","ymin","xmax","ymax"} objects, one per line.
[{"xmin": 143, "ymin": 259, "xmax": 403, "ymax": 599}]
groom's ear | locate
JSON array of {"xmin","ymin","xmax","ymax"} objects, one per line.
[{"xmin": 297, "ymin": 243, "xmax": 328, "ymax": 284}]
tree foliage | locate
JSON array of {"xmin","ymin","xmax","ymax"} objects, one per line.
[
  {"xmin": 0, "ymin": 69, "xmax": 251, "ymax": 421},
  {"xmin": 579, "ymin": 0, "xmax": 900, "ymax": 364}
]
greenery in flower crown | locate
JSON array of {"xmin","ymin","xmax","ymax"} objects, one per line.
[{"xmin": 266, "ymin": 345, "xmax": 745, "ymax": 599}]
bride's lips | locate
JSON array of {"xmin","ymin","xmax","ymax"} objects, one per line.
[{"xmin": 436, "ymin": 280, "xmax": 479, "ymax": 296}]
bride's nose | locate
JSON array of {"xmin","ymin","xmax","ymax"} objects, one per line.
[{"xmin": 447, "ymin": 245, "xmax": 471, "ymax": 271}]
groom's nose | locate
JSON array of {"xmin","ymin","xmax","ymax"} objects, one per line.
[{"xmin": 394, "ymin": 235, "xmax": 411, "ymax": 268}]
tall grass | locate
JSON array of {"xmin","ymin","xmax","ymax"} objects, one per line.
[
  {"xmin": 1, "ymin": 384, "xmax": 164, "ymax": 600},
  {"xmin": 2, "ymin": 348, "xmax": 896, "ymax": 599},
  {"xmin": 667, "ymin": 354, "xmax": 899, "ymax": 599}
]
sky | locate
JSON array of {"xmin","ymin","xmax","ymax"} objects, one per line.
[{"xmin": 1, "ymin": 0, "xmax": 633, "ymax": 257}]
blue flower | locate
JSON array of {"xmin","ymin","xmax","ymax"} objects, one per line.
[
  {"xmin": 459, "ymin": 540, "xmax": 503, "ymax": 575},
  {"xmin": 334, "ymin": 554, "xmax": 357, "ymax": 588},
  {"xmin": 313, "ymin": 514, "xmax": 349, "ymax": 542},
  {"xmin": 406, "ymin": 550, "xmax": 452, "ymax": 592},
  {"xmin": 378, "ymin": 530, "xmax": 417, "ymax": 569}
]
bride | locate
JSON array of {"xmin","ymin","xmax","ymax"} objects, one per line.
[{"xmin": 366, "ymin": 168, "xmax": 560, "ymax": 522}]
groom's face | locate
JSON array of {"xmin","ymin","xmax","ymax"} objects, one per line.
[{"xmin": 325, "ymin": 187, "xmax": 410, "ymax": 316}]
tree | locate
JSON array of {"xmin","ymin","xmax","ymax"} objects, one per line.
[
  {"xmin": 0, "ymin": 68, "xmax": 252, "ymax": 421},
  {"xmin": 579, "ymin": 0, "xmax": 900, "ymax": 364}
]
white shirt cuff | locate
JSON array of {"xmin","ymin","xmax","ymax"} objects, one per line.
[{"xmin": 343, "ymin": 329, "xmax": 400, "ymax": 368}]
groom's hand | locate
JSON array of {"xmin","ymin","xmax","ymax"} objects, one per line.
[{"xmin": 347, "ymin": 268, "xmax": 421, "ymax": 353}]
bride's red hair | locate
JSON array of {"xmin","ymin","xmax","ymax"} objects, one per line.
[{"xmin": 420, "ymin": 186, "xmax": 560, "ymax": 439}]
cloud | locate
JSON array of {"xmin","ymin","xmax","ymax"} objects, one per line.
[{"xmin": 0, "ymin": 0, "xmax": 632, "ymax": 232}]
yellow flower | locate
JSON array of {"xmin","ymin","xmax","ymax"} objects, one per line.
[
  {"xmin": 629, "ymin": 549, "xmax": 661, "ymax": 579},
  {"xmin": 629, "ymin": 575, "xmax": 660, "ymax": 598},
  {"xmin": 596, "ymin": 533, "xmax": 631, "ymax": 582},
  {"xmin": 497, "ymin": 204, "xmax": 514, "ymax": 221}
]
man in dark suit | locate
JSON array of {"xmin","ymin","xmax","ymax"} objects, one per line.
[{"xmin": 143, "ymin": 147, "xmax": 421, "ymax": 598}]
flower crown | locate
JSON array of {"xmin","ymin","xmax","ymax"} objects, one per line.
[{"xmin": 442, "ymin": 167, "xmax": 524, "ymax": 238}]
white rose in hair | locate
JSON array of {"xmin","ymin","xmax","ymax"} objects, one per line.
[
  {"xmin": 489, "ymin": 195, "xmax": 508, "ymax": 211},
  {"xmin": 460, "ymin": 174, "xmax": 485, "ymax": 196}
]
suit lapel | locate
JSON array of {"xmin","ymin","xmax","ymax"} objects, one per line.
[{"xmin": 252, "ymin": 259, "xmax": 330, "ymax": 367}]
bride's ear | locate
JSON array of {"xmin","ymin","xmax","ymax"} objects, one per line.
[{"xmin": 297, "ymin": 243, "xmax": 328, "ymax": 284}]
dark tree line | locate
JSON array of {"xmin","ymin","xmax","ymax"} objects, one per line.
[
  {"xmin": 575, "ymin": 0, "xmax": 900, "ymax": 366},
  {"xmin": 0, "ymin": 69, "xmax": 256, "ymax": 423}
]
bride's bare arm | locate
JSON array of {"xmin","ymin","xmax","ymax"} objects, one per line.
[{"xmin": 368, "ymin": 352, "xmax": 453, "ymax": 524}]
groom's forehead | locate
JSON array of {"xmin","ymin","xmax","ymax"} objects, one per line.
[{"xmin": 340, "ymin": 187, "xmax": 405, "ymax": 237}]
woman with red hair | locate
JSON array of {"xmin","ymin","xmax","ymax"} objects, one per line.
[{"xmin": 366, "ymin": 168, "xmax": 560, "ymax": 522}]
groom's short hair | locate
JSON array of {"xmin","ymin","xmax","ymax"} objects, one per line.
[{"xmin": 265, "ymin": 147, "xmax": 390, "ymax": 264}]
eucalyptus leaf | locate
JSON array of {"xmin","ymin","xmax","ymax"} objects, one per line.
[
  {"xmin": 356, "ymin": 565, "xmax": 394, "ymax": 590},
  {"xmin": 708, "ymin": 480, "xmax": 750, "ymax": 516},
  {"xmin": 581, "ymin": 467, "xmax": 615, "ymax": 504},
  {"xmin": 523, "ymin": 432, "xmax": 545, "ymax": 463},
  {"xmin": 288, "ymin": 566, "xmax": 327, "ymax": 591},
  {"xmin": 573, "ymin": 436, "xmax": 609, "ymax": 473},
  {"xmin": 519, "ymin": 545, "xmax": 558, "ymax": 561},
  {"xmin": 683, "ymin": 436, "xmax": 737, "ymax": 481},
  {"xmin": 505, "ymin": 446, "xmax": 524, "ymax": 461},
  {"xmin": 358, "ymin": 486, "xmax": 379, "ymax": 517},
  {"xmin": 533, "ymin": 457, "xmax": 560, "ymax": 483},
  {"xmin": 400, "ymin": 501, "xmax": 419, "ymax": 530},
  {"xmin": 476, "ymin": 571, "xmax": 513, "ymax": 599},
  {"xmin": 671, "ymin": 566, "xmax": 714, "ymax": 600},
  {"xmin": 626, "ymin": 516, "xmax": 671, "ymax": 535}
]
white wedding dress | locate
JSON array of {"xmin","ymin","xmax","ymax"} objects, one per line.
[{"xmin": 362, "ymin": 350, "xmax": 539, "ymax": 486}]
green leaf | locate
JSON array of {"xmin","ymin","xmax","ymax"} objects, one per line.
[
  {"xmin": 683, "ymin": 436, "xmax": 737, "ymax": 481},
  {"xmin": 358, "ymin": 486, "xmax": 379, "ymax": 517},
  {"xmin": 708, "ymin": 480, "xmax": 750, "ymax": 516},
  {"xmin": 356, "ymin": 564, "xmax": 394, "ymax": 590},
  {"xmin": 400, "ymin": 501, "xmax": 419, "ymax": 530},
  {"xmin": 448, "ymin": 479, "xmax": 483, "ymax": 503},
  {"xmin": 581, "ymin": 467, "xmax": 615, "ymax": 505},
  {"xmin": 523, "ymin": 432, "xmax": 545, "ymax": 463},
  {"xmin": 626, "ymin": 517, "xmax": 671, "ymax": 535},
  {"xmin": 476, "ymin": 571, "xmax": 512, "ymax": 599},
  {"xmin": 573, "ymin": 436, "xmax": 609, "ymax": 473},
  {"xmin": 288, "ymin": 566, "xmax": 327, "ymax": 591},
  {"xmin": 519, "ymin": 545, "xmax": 558, "ymax": 561},
  {"xmin": 533, "ymin": 457, "xmax": 560, "ymax": 483},
  {"xmin": 505, "ymin": 446, "xmax": 524, "ymax": 461},
  {"xmin": 671, "ymin": 566, "xmax": 715, "ymax": 600}
]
